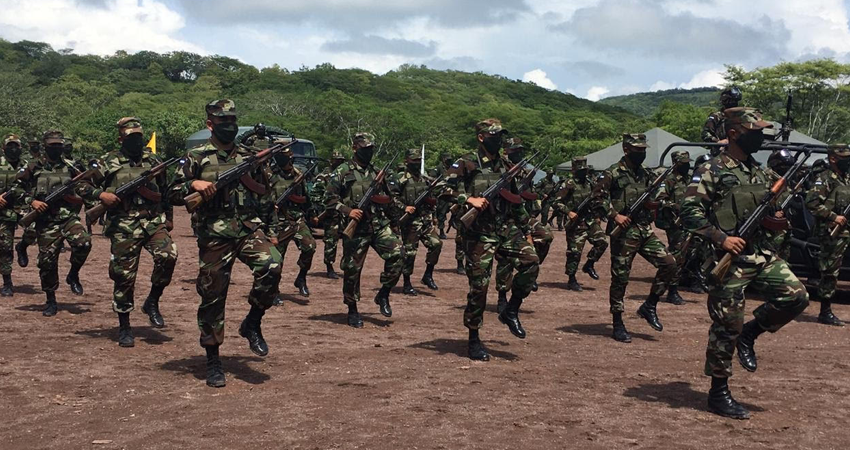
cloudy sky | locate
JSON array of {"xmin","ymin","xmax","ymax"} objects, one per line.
[{"xmin": 2, "ymin": 0, "xmax": 850, "ymax": 101}]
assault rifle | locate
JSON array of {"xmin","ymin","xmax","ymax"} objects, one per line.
[
  {"xmin": 516, "ymin": 155, "xmax": 549, "ymax": 196},
  {"xmin": 342, "ymin": 150, "xmax": 403, "ymax": 239},
  {"xmin": 86, "ymin": 156, "xmax": 182, "ymax": 222},
  {"xmin": 458, "ymin": 151, "xmax": 540, "ymax": 229},
  {"xmin": 20, "ymin": 168, "xmax": 98, "ymax": 227},
  {"xmin": 275, "ymin": 159, "xmax": 319, "ymax": 207},
  {"xmin": 398, "ymin": 174, "xmax": 444, "ymax": 228},
  {"xmin": 564, "ymin": 195, "xmax": 593, "ymax": 231},
  {"xmin": 608, "ymin": 164, "xmax": 678, "ymax": 239},
  {"xmin": 541, "ymin": 178, "xmax": 565, "ymax": 203},
  {"xmin": 710, "ymin": 148, "xmax": 812, "ymax": 282},
  {"xmin": 183, "ymin": 138, "xmax": 299, "ymax": 213}
]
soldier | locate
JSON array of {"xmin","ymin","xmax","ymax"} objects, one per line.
[
  {"xmin": 0, "ymin": 135, "xmax": 28, "ymax": 296},
  {"xmin": 447, "ymin": 119, "xmax": 539, "ymax": 361},
  {"xmin": 169, "ymin": 99, "xmax": 283, "ymax": 388},
  {"xmin": 654, "ymin": 150, "xmax": 692, "ymax": 305},
  {"xmin": 15, "ymin": 140, "xmax": 41, "ymax": 267},
  {"xmin": 535, "ymin": 169, "xmax": 557, "ymax": 225},
  {"xmin": 593, "ymin": 133, "xmax": 677, "ymax": 343},
  {"xmin": 314, "ymin": 151, "xmax": 345, "ymax": 279},
  {"xmin": 397, "ymin": 149, "xmax": 442, "ymax": 296},
  {"xmin": 494, "ymin": 138, "xmax": 551, "ymax": 310},
  {"xmin": 4, "ymin": 130, "xmax": 92, "ymax": 316},
  {"xmin": 806, "ymin": 144, "xmax": 850, "ymax": 327},
  {"xmin": 265, "ymin": 145, "xmax": 316, "ymax": 298},
  {"xmin": 681, "ymin": 107, "xmax": 809, "ymax": 420},
  {"xmin": 562, "ymin": 157, "xmax": 608, "ymax": 291},
  {"xmin": 680, "ymin": 153, "xmax": 714, "ymax": 294},
  {"xmin": 77, "ymin": 117, "xmax": 178, "ymax": 347},
  {"xmin": 323, "ymin": 132, "xmax": 403, "ymax": 328},
  {"xmin": 702, "ymin": 87, "xmax": 742, "ymax": 147},
  {"xmin": 433, "ymin": 152, "xmax": 454, "ymax": 239}
]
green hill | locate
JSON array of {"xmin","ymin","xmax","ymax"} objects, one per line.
[
  {"xmin": 600, "ymin": 87, "xmax": 720, "ymax": 117},
  {"xmin": 0, "ymin": 39, "xmax": 648, "ymax": 167}
]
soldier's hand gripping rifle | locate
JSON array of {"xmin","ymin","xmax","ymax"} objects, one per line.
[
  {"xmin": 458, "ymin": 151, "xmax": 540, "ymax": 229},
  {"xmin": 86, "ymin": 156, "xmax": 183, "ymax": 222},
  {"xmin": 608, "ymin": 165, "xmax": 678, "ymax": 239},
  {"xmin": 564, "ymin": 195, "xmax": 593, "ymax": 231},
  {"xmin": 710, "ymin": 149, "xmax": 812, "ymax": 282},
  {"xmin": 20, "ymin": 168, "xmax": 99, "ymax": 227},
  {"xmin": 183, "ymin": 138, "xmax": 299, "ymax": 213},
  {"xmin": 398, "ymin": 174, "xmax": 444, "ymax": 228},
  {"xmin": 541, "ymin": 178, "xmax": 565, "ymax": 203},
  {"xmin": 275, "ymin": 159, "xmax": 319, "ymax": 208},
  {"xmin": 341, "ymin": 150, "xmax": 402, "ymax": 239}
]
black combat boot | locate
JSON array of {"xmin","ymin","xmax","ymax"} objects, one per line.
[
  {"xmin": 439, "ymin": 229, "xmax": 447, "ymax": 240},
  {"xmin": 117, "ymin": 312, "xmax": 134, "ymax": 347},
  {"xmin": 468, "ymin": 329, "xmax": 490, "ymax": 361},
  {"xmin": 239, "ymin": 306, "xmax": 269, "ymax": 357},
  {"xmin": 402, "ymin": 275, "xmax": 417, "ymax": 296},
  {"xmin": 294, "ymin": 268, "xmax": 310, "ymax": 297},
  {"xmin": 326, "ymin": 263, "xmax": 339, "ymax": 280},
  {"xmin": 612, "ymin": 312, "xmax": 631, "ymax": 343},
  {"xmin": 665, "ymin": 286, "xmax": 685, "ymax": 305},
  {"xmin": 347, "ymin": 303, "xmax": 363, "ymax": 328},
  {"xmin": 43, "ymin": 291, "xmax": 58, "ymax": 317},
  {"xmin": 1, "ymin": 274, "xmax": 13, "ymax": 297},
  {"xmin": 817, "ymin": 298, "xmax": 844, "ymax": 327},
  {"xmin": 707, "ymin": 377, "xmax": 750, "ymax": 419},
  {"xmin": 374, "ymin": 285, "xmax": 392, "ymax": 317},
  {"xmin": 498, "ymin": 295, "xmax": 526, "ymax": 339},
  {"xmin": 205, "ymin": 345, "xmax": 226, "ymax": 388},
  {"xmin": 566, "ymin": 275, "xmax": 582, "ymax": 292},
  {"xmin": 272, "ymin": 294, "xmax": 284, "ymax": 307},
  {"xmin": 582, "ymin": 261, "xmax": 600, "ymax": 280},
  {"xmin": 736, "ymin": 320, "xmax": 765, "ymax": 372},
  {"xmin": 531, "ymin": 281, "xmax": 538, "ymax": 292},
  {"xmin": 15, "ymin": 241, "xmax": 29, "ymax": 268},
  {"xmin": 421, "ymin": 264, "xmax": 438, "ymax": 290},
  {"xmin": 637, "ymin": 293, "xmax": 663, "ymax": 331},
  {"xmin": 66, "ymin": 266, "xmax": 84, "ymax": 296},
  {"xmin": 456, "ymin": 259, "xmax": 466, "ymax": 275},
  {"xmin": 141, "ymin": 285, "xmax": 165, "ymax": 328}
]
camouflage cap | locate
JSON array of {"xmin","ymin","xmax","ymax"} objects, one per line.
[
  {"xmin": 3, "ymin": 134, "xmax": 21, "ymax": 146},
  {"xmin": 205, "ymin": 99, "xmax": 237, "ymax": 117},
  {"xmin": 116, "ymin": 116, "xmax": 143, "ymax": 137},
  {"xmin": 406, "ymin": 148, "xmax": 422, "ymax": 160},
  {"xmin": 505, "ymin": 137, "xmax": 524, "ymax": 152},
  {"xmin": 671, "ymin": 150, "xmax": 692, "ymax": 163},
  {"xmin": 330, "ymin": 151, "xmax": 345, "ymax": 160},
  {"xmin": 724, "ymin": 107, "xmax": 773, "ymax": 130},
  {"xmin": 42, "ymin": 130, "xmax": 64, "ymax": 145},
  {"xmin": 475, "ymin": 118, "xmax": 507, "ymax": 135},
  {"xmin": 352, "ymin": 132, "xmax": 375, "ymax": 149},
  {"xmin": 571, "ymin": 156, "xmax": 587, "ymax": 170},
  {"xmin": 828, "ymin": 144, "xmax": 850, "ymax": 157},
  {"xmin": 623, "ymin": 133, "xmax": 648, "ymax": 149}
]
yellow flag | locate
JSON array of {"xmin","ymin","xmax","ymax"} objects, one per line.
[{"xmin": 147, "ymin": 132, "xmax": 157, "ymax": 154}]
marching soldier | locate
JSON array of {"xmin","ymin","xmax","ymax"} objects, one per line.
[
  {"xmin": 433, "ymin": 152, "xmax": 454, "ymax": 239},
  {"xmin": 681, "ymin": 107, "xmax": 810, "ymax": 419},
  {"xmin": 447, "ymin": 119, "xmax": 539, "ymax": 361},
  {"xmin": 593, "ymin": 133, "xmax": 677, "ymax": 343},
  {"xmin": 562, "ymin": 157, "xmax": 608, "ymax": 291},
  {"xmin": 654, "ymin": 150, "xmax": 691, "ymax": 305},
  {"xmin": 169, "ymin": 99, "xmax": 283, "ymax": 388},
  {"xmin": 5, "ymin": 130, "xmax": 92, "ymax": 316},
  {"xmin": 323, "ymin": 132, "xmax": 403, "ymax": 328},
  {"xmin": 397, "ymin": 149, "xmax": 442, "ymax": 296},
  {"xmin": 14, "ymin": 141, "xmax": 41, "ymax": 267},
  {"xmin": 536, "ymin": 169, "xmax": 558, "ymax": 225},
  {"xmin": 0, "ymin": 135, "xmax": 28, "ymax": 296},
  {"xmin": 313, "ymin": 151, "xmax": 345, "ymax": 279},
  {"xmin": 703, "ymin": 87, "xmax": 742, "ymax": 147},
  {"xmin": 77, "ymin": 117, "xmax": 178, "ymax": 347},
  {"xmin": 806, "ymin": 144, "xmax": 850, "ymax": 326}
]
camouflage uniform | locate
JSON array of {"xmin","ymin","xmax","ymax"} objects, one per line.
[
  {"xmin": 314, "ymin": 155, "xmax": 345, "ymax": 272},
  {"xmin": 0, "ymin": 135, "xmax": 29, "ymax": 294},
  {"xmin": 702, "ymin": 110, "xmax": 727, "ymax": 144},
  {"xmin": 655, "ymin": 151, "xmax": 693, "ymax": 303},
  {"xmin": 681, "ymin": 108, "xmax": 809, "ymax": 381},
  {"xmin": 396, "ymin": 159, "xmax": 443, "ymax": 284},
  {"xmin": 432, "ymin": 153, "xmax": 453, "ymax": 236},
  {"xmin": 535, "ymin": 173, "xmax": 557, "ymax": 225},
  {"xmin": 562, "ymin": 158, "xmax": 607, "ymax": 280}
]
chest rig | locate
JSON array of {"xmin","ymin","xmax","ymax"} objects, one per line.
[{"xmin": 198, "ymin": 151, "xmax": 263, "ymax": 212}]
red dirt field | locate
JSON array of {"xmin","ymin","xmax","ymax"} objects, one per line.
[{"xmin": 1, "ymin": 211, "xmax": 849, "ymax": 450}]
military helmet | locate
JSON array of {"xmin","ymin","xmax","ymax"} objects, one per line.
[
  {"xmin": 720, "ymin": 87, "xmax": 743, "ymax": 106},
  {"xmin": 768, "ymin": 149, "xmax": 795, "ymax": 175},
  {"xmin": 694, "ymin": 154, "xmax": 712, "ymax": 167}
]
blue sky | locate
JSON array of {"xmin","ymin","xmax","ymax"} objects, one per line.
[{"xmin": 3, "ymin": 0, "xmax": 850, "ymax": 100}]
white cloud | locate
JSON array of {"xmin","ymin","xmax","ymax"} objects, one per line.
[
  {"xmin": 679, "ymin": 68, "xmax": 725, "ymax": 89},
  {"xmin": 650, "ymin": 81, "xmax": 676, "ymax": 91},
  {"xmin": 586, "ymin": 86, "xmax": 610, "ymax": 101},
  {"xmin": 522, "ymin": 69, "xmax": 558, "ymax": 90}
]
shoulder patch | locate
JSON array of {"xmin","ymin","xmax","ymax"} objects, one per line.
[{"xmin": 691, "ymin": 174, "xmax": 702, "ymax": 183}]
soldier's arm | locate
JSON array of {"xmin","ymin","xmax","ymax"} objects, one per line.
[
  {"xmin": 74, "ymin": 156, "xmax": 110, "ymax": 203},
  {"xmin": 167, "ymin": 153, "xmax": 198, "ymax": 206},
  {"xmin": 445, "ymin": 159, "xmax": 471, "ymax": 205},
  {"xmin": 323, "ymin": 169, "xmax": 352, "ymax": 216},
  {"xmin": 702, "ymin": 115, "xmax": 720, "ymax": 143},
  {"xmin": 805, "ymin": 176, "xmax": 837, "ymax": 221},
  {"xmin": 681, "ymin": 166, "xmax": 727, "ymax": 246},
  {"xmin": 591, "ymin": 170, "xmax": 616, "ymax": 219}
]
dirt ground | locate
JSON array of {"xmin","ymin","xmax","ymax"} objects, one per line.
[{"xmin": 1, "ymin": 211, "xmax": 849, "ymax": 450}]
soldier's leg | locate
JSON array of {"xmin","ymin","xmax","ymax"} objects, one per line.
[
  {"xmin": 235, "ymin": 230, "xmax": 283, "ymax": 356},
  {"xmin": 420, "ymin": 223, "xmax": 442, "ymax": 289},
  {"xmin": 196, "ymin": 237, "xmax": 239, "ymax": 347},
  {"xmin": 108, "ymin": 232, "xmax": 144, "ymax": 347},
  {"xmin": 608, "ymin": 229, "xmax": 642, "ymax": 341},
  {"xmin": 584, "ymin": 220, "xmax": 608, "ymax": 277},
  {"xmin": 401, "ymin": 224, "xmax": 420, "ymax": 295},
  {"xmin": 633, "ymin": 230, "xmax": 676, "ymax": 331},
  {"xmin": 16, "ymin": 223, "xmax": 37, "ymax": 268},
  {"xmin": 293, "ymin": 221, "xmax": 316, "ymax": 296},
  {"xmin": 493, "ymin": 229, "xmax": 540, "ymax": 339},
  {"xmin": 454, "ymin": 225, "xmax": 465, "ymax": 274},
  {"xmin": 141, "ymin": 226, "xmax": 178, "ymax": 326},
  {"xmin": 61, "ymin": 218, "xmax": 91, "ymax": 295},
  {"xmin": 540, "ymin": 202, "xmax": 550, "ymax": 225},
  {"xmin": 341, "ymin": 233, "xmax": 371, "ymax": 326},
  {"xmin": 36, "ymin": 222, "xmax": 65, "ymax": 315},
  {"xmin": 531, "ymin": 219, "xmax": 553, "ymax": 265},
  {"xmin": 0, "ymin": 222, "xmax": 14, "ymax": 295},
  {"xmin": 323, "ymin": 220, "xmax": 340, "ymax": 278},
  {"xmin": 815, "ymin": 235, "xmax": 848, "ymax": 325},
  {"xmin": 372, "ymin": 224, "xmax": 402, "ymax": 316},
  {"xmin": 565, "ymin": 228, "xmax": 589, "ymax": 290},
  {"xmin": 749, "ymin": 257, "xmax": 810, "ymax": 334},
  {"xmin": 663, "ymin": 227, "xmax": 686, "ymax": 305},
  {"xmin": 494, "ymin": 251, "xmax": 514, "ymax": 313},
  {"xmin": 463, "ymin": 236, "xmax": 497, "ymax": 333}
]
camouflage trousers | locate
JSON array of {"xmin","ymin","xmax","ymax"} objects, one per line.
[
  {"xmin": 463, "ymin": 228, "xmax": 539, "ymax": 330},
  {"xmin": 540, "ymin": 200, "xmax": 554, "ymax": 225},
  {"xmin": 495, "ymin": 219, "xmax": 551, "ymax": 293},
  {"xmin": 663, "ymin": 227, "xmax": 687, "ymax": 287},
  {"xmin": 21, "ymin": 223, "xmax": 37, "ymax": 246},
  {"xmin": 609, "ymin": 224, "xmax": 676, "ymax": 313},
  {"xmin": 816, "ymin": 232, "xmax": 850, "ymax": 301},
  {"xmin": 324, "ymin": 216, "xmax": 340, "ymax": 265},
  {"xmin": 196, "ymin": 230, "xmax": 282, "ymax": 347},
  {"xmin": 108, "ymin": 224, "xmax": 177, "ymax": 314},
  {"xmin": 36, "ymin": 217, "xmax": 92, "ymax": 293},
  {"xmin": 706, "ymin": 253, "xmax": 809, "ymax": 377},
  {"xmin": 401, "ymin": 218, "xmax": 442, "ymax": 276},
  {"xmin": 436, "ymin": 199, "xmax": 450, "ymax": 232},
  {"xmin": 0, "ymin": 221, "xmax": 17, "ymax": 275},
  {"xmin": 454, "ymin": 215, "xmax": 465, "ymax": 264},
  {"xmin": 276, "ymin": 219, "xmax": 316, "ymax": 271},
  {"xmin": 341, "ymin": 224, "xmax": 402, "ymax": 305},
  {"xmin": 565, "ymin": 220, "xmax": 608, "ymax": 276}
]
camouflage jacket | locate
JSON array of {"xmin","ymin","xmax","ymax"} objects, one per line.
[
  {"xmin": 396, "ymin": 170, "xmax": 440, "ymax": 224},
  {"xmin": 681, "ymin": 153, "xmax": 776, "ymax": 256},
  {"xmin": 0, "ymin": 156, "xmax": 28, "ymax": 222},
  {"xmin": 806, "ymin": 168, "xmax": 850, "ymax": 236},
  {"xmin": 77, "ymin": 149, "xmax": 172, "ymax": 234},
  {"xmin": 593, "ymin": 158, "xmax": 657, "ymax": 228},
  {"xmin": 10, "ymin": 156, "xmax": 87, "ymax": 225},
  {"xmin": 655, "ymin": 171, "xmax": 690, "ymax": 230},
  {"xmin": 169, "ymin": 140, "xmax": 272, "ymax": 239},
  {"xmin": 560, "ymin": 175, "xmax": 597, "ymax": 227},
  {"xmin": 264, "ymin": 166, "xmax": 310, "ymax": 233},
  {"xmin": 534, "ymin": 177, "xmax": 558, "ymax": 202},
  {"xmin": 702, "ymin": 110, "xmax": 726, "ymax": 143},
  {"xmin": 323, "ymin": 159, "xmax": 395, "ymax": 232},
  {"xmin": 446, "ymin": 152, "xmax": 532, "ymax": 236}
]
